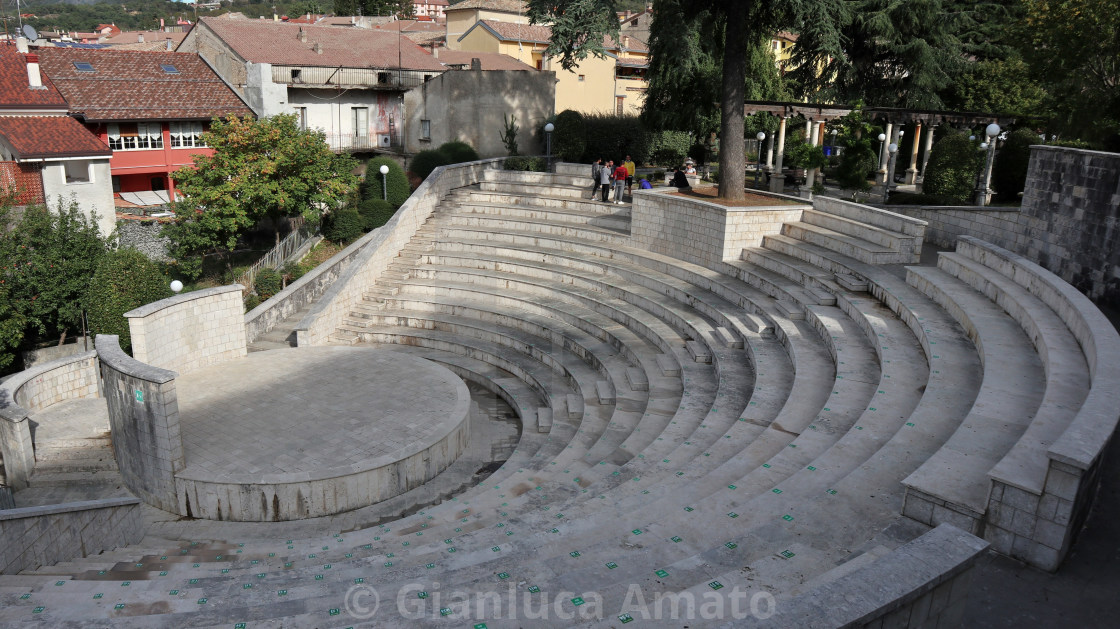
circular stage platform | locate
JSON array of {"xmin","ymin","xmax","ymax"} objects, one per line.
[{"xmin": 172, "ymin": 346, "xmax": 472, "ymax": 521}]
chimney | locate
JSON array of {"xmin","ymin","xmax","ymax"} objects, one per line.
[
  {"xmin": 273, "ymin": 12, "xmax": 279, "ymax": 22},
  {"xmin": 166, "ymin": 38, "xmax": 174, "ymax": 51},
  {"xmin": 313, "ymin": 42, "xmax": 323, "ymax": 54},
  {"xmin": 16, "ymin": 37, "xmax": 29, "ymax": 53},
  {"xmin": 622, "ymin": 35, "xmax": 630, "ymax": 49},
  {"xmin": 26, "ymin": 53, "xmax": 43, "ymax": 88},
  {"xmin": 430, "ymin": 45, "xmax": 439, "ymax": 59},
  {"xmin": 297, "ymin": 27, "xmax": 307, "ymax": 43},
  {"xmin": 138, "ymin": 32, "xmax": 145, "ymax": 43},
  {"xmin": 470, "ymin": 57, "xmax": 482, "ymax": 71}
]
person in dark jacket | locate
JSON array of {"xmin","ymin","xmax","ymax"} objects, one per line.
[
  {"xmin": 590, "ymin": 159, "xmax": 602, "ymax": 199},
  {"xmin": 672, "ymin": 166, "xmax": 690, "ymax": 189}
]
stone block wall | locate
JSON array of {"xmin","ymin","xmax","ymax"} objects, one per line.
[
  {"xmin": 0, "ymin": 352, "xmax": 100, "ymax": 490},
  {"xmin": 96, "ymin": 335, "xmax": 183, "ymax": 513},
  {"xmin": 0, "ymin": 497, "xmax": 143, "ymax": 574},
  {"xmin": 297, "ymin": 158, "xmax": 506, "ymax": 347},
  {"xmin": 1019, "ymin": 146, "xmax": 1120, "ymax": 305},
  {"xmin": 630, "ymin": 188, "xmax": 808, "ymax": 266},
  {"xmin": 889, "ymin": 205, "xmax": 1026, "ymax": 250},
  {"xmin": 117, "ymin": 219, "xmax": 171, "ymax": 262},
  {"xmin": 126, "ymin": 285, "xmax": 247, "ymax": 375}
]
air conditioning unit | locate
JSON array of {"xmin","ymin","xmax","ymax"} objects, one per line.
[{"xmin": 378, "ymin": 134, "xmax": 391, "ymax": 147}]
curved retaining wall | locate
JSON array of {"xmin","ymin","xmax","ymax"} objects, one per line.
[
  {"xmin": 0, "ymin": 497, "xmax": 143, "ymax": 574},
  {"xmin": 0, "ymin": 351, "xmax": 100, "ymax": 489},
  {"xmin": 96, "ymin": 335, "xmax": 183, "ymax": 513},
  {"xmin": 174, "ymin": 410, "xmax": 471, "ymax": 521},
  {"xmin": 125, "ymin": 284, "xmax": 247, "ymax": 375}
]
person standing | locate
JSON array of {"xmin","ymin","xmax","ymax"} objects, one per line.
[
  {"xmin": 623, "ymin": 155, "xmax": 636, "ymax": 195},
  {"xmin": 600, "ymin": 159, "xmax": 613, "ymax": 202},
  {"xmin": 613, "ymin": 160, "xmax": 628, "ymax": 203},
  {"xmin": 590, "ymin": 159, "xmax": 602, "ymax": 199}
]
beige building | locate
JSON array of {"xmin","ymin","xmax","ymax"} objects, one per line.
[
  {"xmin": 445, "ymin": 0, "xmax": 529, "ymax": 49},
  {"xmin": 456, "ymin": 19, "xmax": 648, "ymax": 116}
]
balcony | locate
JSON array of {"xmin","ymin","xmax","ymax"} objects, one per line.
[
  {"xmin": 324, "ymin": 132, "xmax": 401, "ymax": 153},
  {"xmin": 276, "ymin": 66, "xmax": 442, "ymax": 90}
]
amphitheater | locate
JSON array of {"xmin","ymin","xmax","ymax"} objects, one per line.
[{"xmin": 1, "ymin": 156, "xmax": 1118, "ymax": 627}]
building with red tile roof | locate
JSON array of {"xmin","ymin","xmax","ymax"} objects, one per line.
[
  {"xmin": 35, "ymin": 47, "xmax": 253, "ymax": 203},
  {"xmin": 179, "ymin": 17, "xmax": 446, "ymax": 152},
  {"xmin": 413, "ymin": 0, "xmax": 449, "ymax": 19},
  {"xmin": 0, "ymin": 41, "xmax": 114, "ymax": 235}
]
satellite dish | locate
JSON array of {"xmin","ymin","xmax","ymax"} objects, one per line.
[{"xmin": 23, "ymin": 24, "xmax": 39, "ymax": 41}]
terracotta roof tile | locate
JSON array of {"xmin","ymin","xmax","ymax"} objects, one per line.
[
  {"xmin": 436, "ymin": 49, "xmax": 536, "ymax": 70},
  {"xmin": 36, "ymin": 48, "xmax": 253, "ymax": 122},
  {"xmin": 0, "ymin": 46, "xmax": 68, "ymax": 109},
  {"xmin": 102, "ymin": 30, "xmax": 187, "ymax": 46},
  {"xmin": 473, "ymin": 20, "xmax": 649, "ymax": 53},
  {"xmin": 0, "ymin": 115, "xmax": 111, "ymax": 159},
  {"xmin": 195, "ymin": 17, "xmax": 445, "ymax": 71}
]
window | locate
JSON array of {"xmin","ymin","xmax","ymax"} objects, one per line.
[
  {"xmin": 64, "ymin": 160, "xmax": 91, "ymax": 184},
  {"xmin": 377, "ymin": 72, "xmax": 390, "ymax": 85},
  {"xmin": 420, "ymin": 119, "xmax": 431, "ymax": 140},
  {"xmin": 160, "ymin": 63, "xmax": 179, "ymax": 74},
  {"xmin": 150, "ymin": 177, "xmax": 166, "ymax": 191},
  {"xmin": 352, "ymin": 107, "xmax": 369, "ymax": 140},
  {"xmin": 169, "ymin": 122, "xmax": 207, "ymax": 148},
  {"xmin": 578, "ymin": 74, "xmax": 585, "ymax": 82},
  {"xmin": 291, "ymin": 69, "xmax": 302, "ymax": 82},
  {"xmin": 73, "ymin": 62, "xmax": 95, "ymax": 73},
  {"xmin": 107, "ymin": 122, "xmax": 163, "ymax": 150},
  {"xmin": 616, "ymin": 96, "xmax": 624, "ymax": 116}
]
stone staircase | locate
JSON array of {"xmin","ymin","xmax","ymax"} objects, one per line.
[{"xmin": 1, "ymin": 171, "xmax": 1115, "ymax": 627}]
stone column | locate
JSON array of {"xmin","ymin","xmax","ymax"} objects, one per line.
[
  {"xmin": 905, "ymin": 122, "xmax": 922, "ymax": 184},
  {"xmin": 804, "ymin": 119, "xmax": 820, "ymax": 196},
  {"xmin": 769, "ymin": 116, "xmax": 788, "ymax": 193},
  {"xmin": 919, "ymin": 125, "xmax": 936, "ymax": 182},
  {"xmin": 765, "ymin": 132, "xmax": 775, "ymax": 170}
]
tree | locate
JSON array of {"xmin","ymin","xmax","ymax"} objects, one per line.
[
  {"xmin": 3, "ymin": 199, "xmax": 108, "ymax": 348},
  {"xmin": 922, "ymin": 132, "xmax": 986, "ymax": 203},
  {"xmin": 530, "ymin": 0, "xmax": 843, "ymax": 200},
  {"xmin": 991, "ymin": 128, "xmax": 1039, "ymax": 202},
  {"xmin": 86, "ymin": 248, "xmax": 172, "ymax": 354},
  {"xmin": 333, "ymin": 0, "xmax": 414, "ymax": 17},
  {"xmin": 165, "ymin": 114, "xmax": 358, "ymax": 278},
  {"xmin": 791, "ymin": 0, "xmax": 963, "ymax": 109},
  {"xmin": 833, "ymin": 106, "xmax": 879, "ymax": 195},
  {"xmin": 552, "ymin": 110, "xmax": 587, "ymax": 163},
  {"xmin": 1017, "ymin": 0, "xmax": 1120, "ymax": 140}
]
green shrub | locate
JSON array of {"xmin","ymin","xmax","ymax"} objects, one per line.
[
  {"xmin": 254, "ymin": 268, "xmax": 282, "ymax": 300},
  {"xmin": 923, "ymin": 132, "xmax": 985, "ymax": 204},
  {"xmin": 281, "ymin": 261, "xmax": 305, "ymax": 283},
  {"xmin": 358, "ymin": 198, "xmax": 398, "ymax": 230},
  {"xmin": 244, "ymin": 294, "xmax": 261, "ymax": 312},
  {"xmin": 87, "ymin": 248, "xmax": 172, "ymax": 353},
  {"xmin": 580, "ymin": 113, "xmax": 651, "ymax": 164},
  {"xmin": 835, "ymin": 137, "xmax": 877, "ymax": 192},
  {"xmin": 361, "ymin": 157, "xmax": 410, "ymax": 207},
  {"xmin": 408, "ymin": 149, "xmax": 450, "ymax": 181},
  {"xmin": 647, "ymin": 131, "xmax": 691, "ymax": 167},
  {"xmin": 783, "ymin": 133, "xmax": 828, "ymax": 170},
  {"xmin": 324, "ymin": 208, "xmax": 364, "ymax": 243},
  {"xmin": 437, "ymin": 141, "xmax": 480, "ymax": 164},
  {"xmin": 552, "ymin": 110, "xmax": 586, "ymax": 163},
  {"xmin": 991, "ymin": 129, "xmax": 1037, "ymax": 202},
  {"xmin": 504, "ymin": 156, "xmax": 546, "ymax": 171}
]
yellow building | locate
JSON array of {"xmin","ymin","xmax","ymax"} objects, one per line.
[
  {"xmin": 445, "ymin": 0, "xmax": 530, "ymax": 50},
  {"xmin": 456, "ymin": 19, "xmax": 649, "ymax": 116}
]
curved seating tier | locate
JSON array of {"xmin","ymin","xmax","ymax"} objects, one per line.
[{"xmin": 3, "ymin": 173, "xmax": 1111, "ymax": 626}]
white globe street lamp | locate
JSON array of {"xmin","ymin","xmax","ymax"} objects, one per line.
[
  {"xmin": 379, "ymin": 164, "xmax": 390, "ymax": 201},
  {"xmin": 544, "ymin": 122, "xmax": 555, "ymax": 172},
  {"xmin": 883, "ymin": 142, "xmax": 900, "ymax": 203},
  {"xmin": 975, "ymin": 122, "xmax": 1001, "ymax": 205},
  {"xmin": 170, "ymin": 280, "xmax": 183, "ymax": 293},
  {"xmin": 755, "ymin": 132, "xmax": 766, "ymax": 188}
]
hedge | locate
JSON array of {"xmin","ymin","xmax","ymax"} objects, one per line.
[
  {"xmin": 923, "ymin": 132, "xmax": 985, "ymax": 204},
  {"xmin": 361, "ymin": 157, "xmax": 410, "ymax": 207},
  {"xmin": 409, "ymin": 149, "xmax": 451, "ymax": 181},
  {"xmin": 87, "ymin": 248, "xmax": 171, "ymax": 353}
]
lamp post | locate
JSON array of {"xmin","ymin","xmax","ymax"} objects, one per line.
[
  {"xmin": 974, "ymin": 122, "xmax": 1001, "ymax": 206},
  {"xmin": 882, "ymin": 142, "xmax": 899, "ymax": 203},
  {"xmin": 170, "ymin": 280, "xmax": 183, "ymax": 293},
  {"xmin": 755, "ymin": 131, "xmax": 766, "ymax": 188},
  {"xmin": 544, "ymin": 122, "xmax": 555, "ymax": 173},
  {"xmin": 379, "ymin": 164, "xmax": 389, "ymax": 201}
]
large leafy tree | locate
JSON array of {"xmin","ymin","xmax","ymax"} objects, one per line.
[
  {"xmin": 529, "ymin": 0, "xmax": 843, "ymax": 200},
  {"xmin": 1017, "ymin": 0, "xmax": 1120, "ymax": 140},
  {"xmin": 165, "ymin": 114, "xmax": 358, "ymax": 278},
  {"xmin": 0, "ymin": 198, "xmax": 109, "ymax": 369},
  {"xmin": 791, "ymin": 0, "xmax": 962, "ymax": 109}
]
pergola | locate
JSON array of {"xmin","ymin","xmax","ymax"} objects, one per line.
[{"xmin": 743, "ymin": 100, "xmax": 1016, "ymax": 193}]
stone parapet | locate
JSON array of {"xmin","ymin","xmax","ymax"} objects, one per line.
[
  {"xmin": 95, "ymin": 335, "xmax": 183, "ymax": 513},
  {"xmin": 0, "ymin": 351, "xmax": 99, "ymax": 489},
  {"xmin": 0, "ymin": 497, "xmax": 143, "ymax": 574},
  {"xmin": 126, "ymin": 284, "xmax": 247, "ymax": 375}
]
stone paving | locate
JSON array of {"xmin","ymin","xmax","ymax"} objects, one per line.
[{"xmin": 176, "ymin": 346, "xmax": 469, "ymax": 479}]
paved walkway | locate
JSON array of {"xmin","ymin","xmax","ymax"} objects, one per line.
[{"xmin": 176, "ymin": 346, "xmax": 470, "ymax": 480}]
